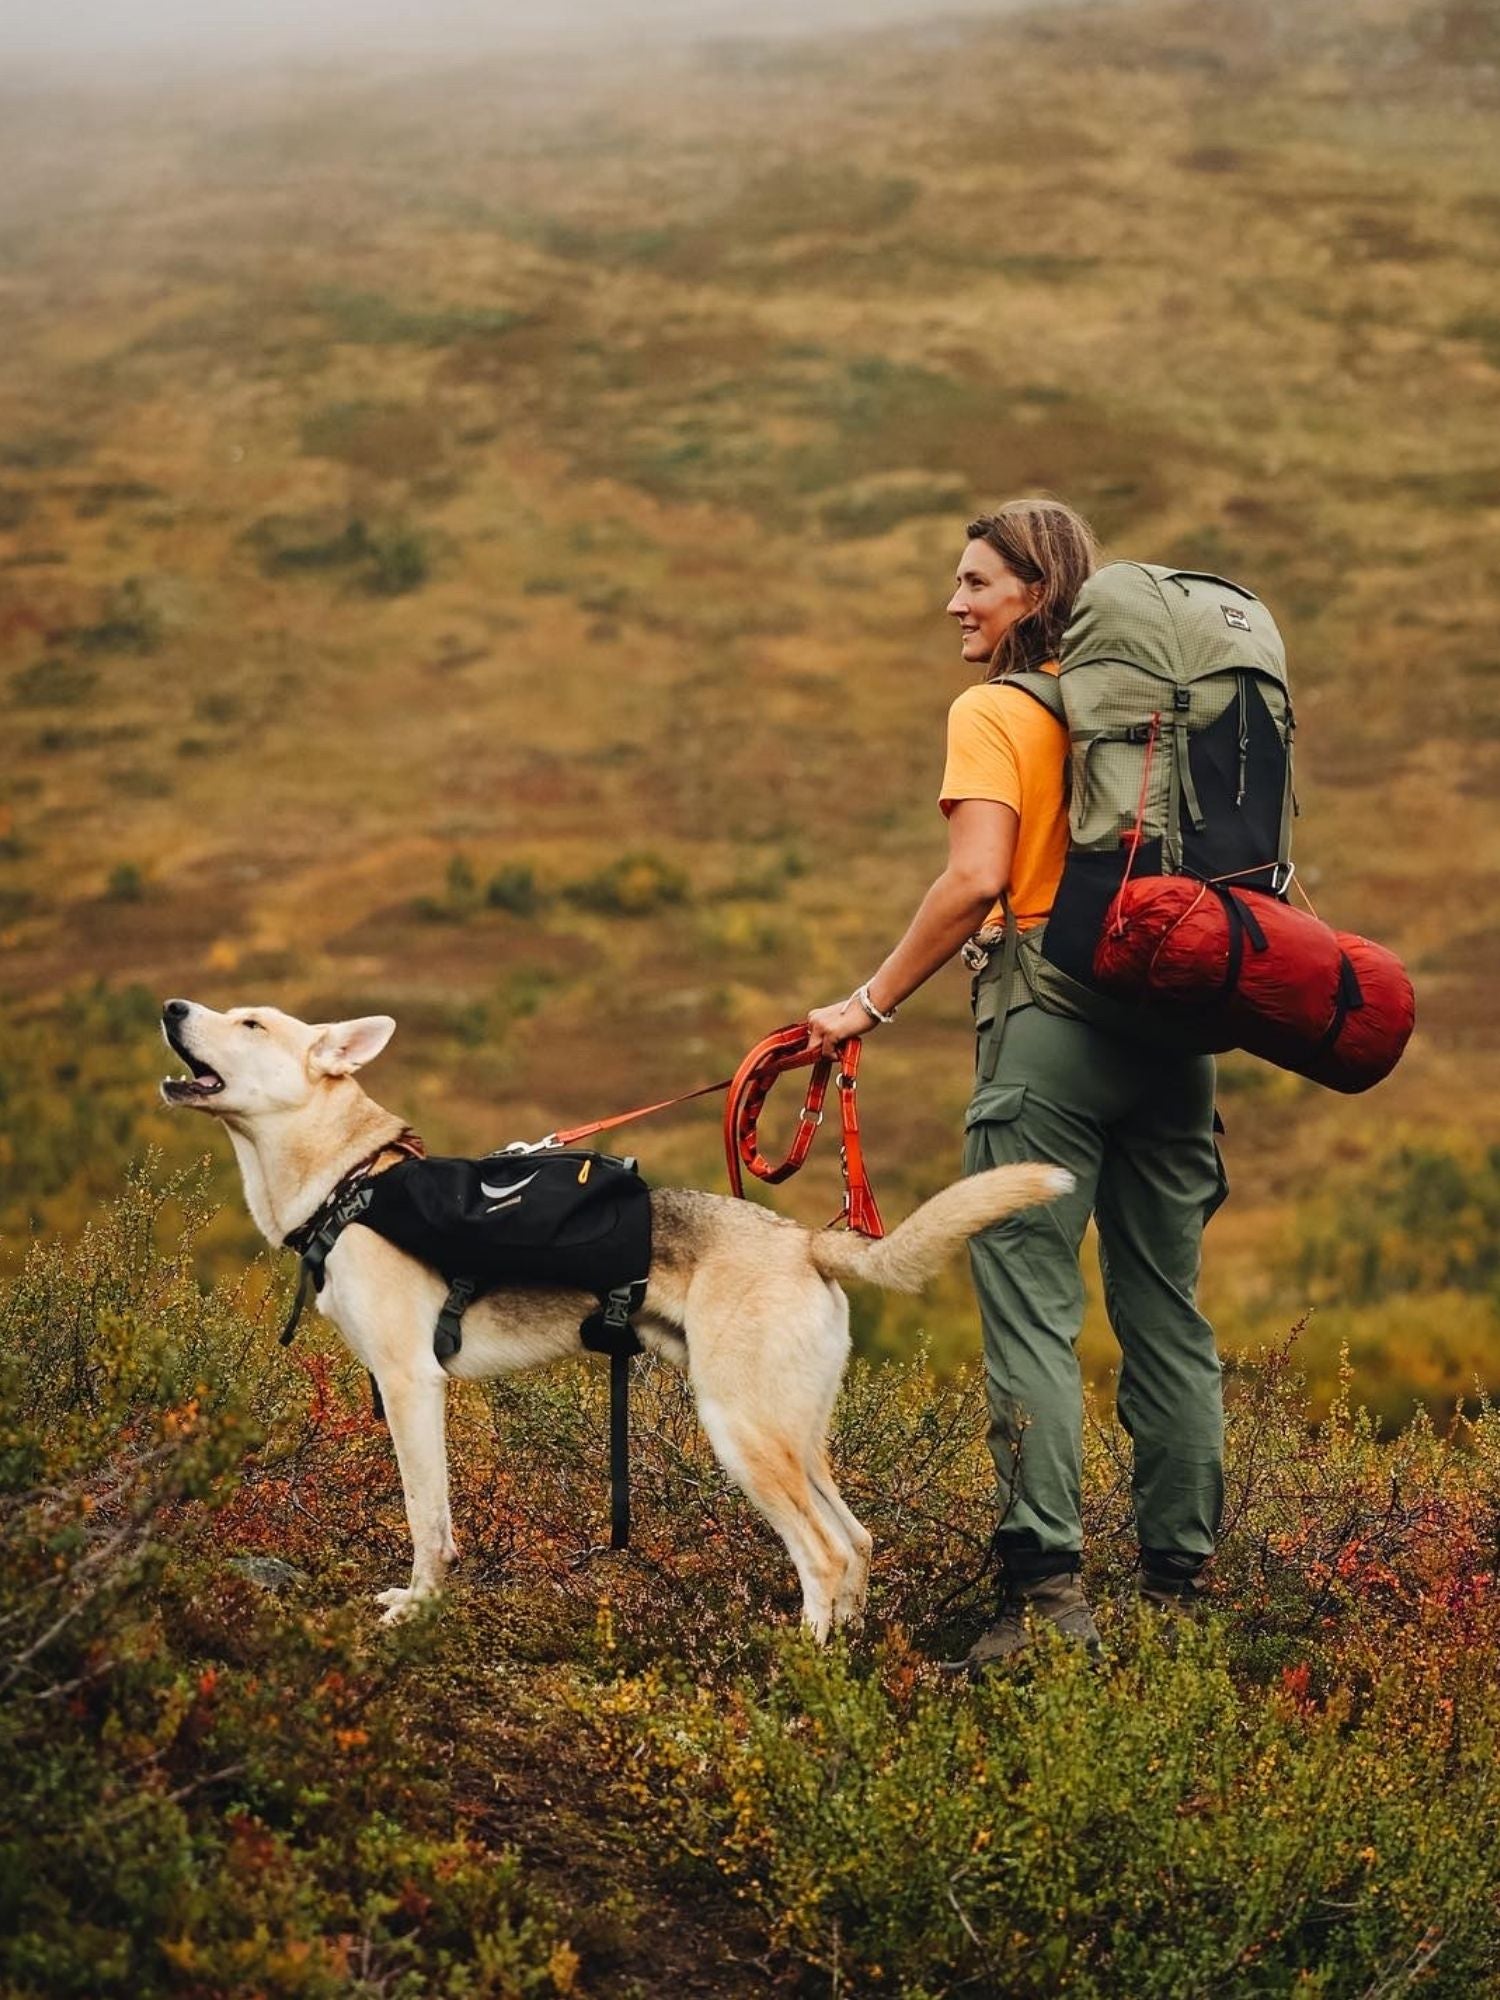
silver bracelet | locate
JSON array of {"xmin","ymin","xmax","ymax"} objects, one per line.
[{"xmin": 854, "ymin": 982, "xmax": 897, "ymax": 1027}]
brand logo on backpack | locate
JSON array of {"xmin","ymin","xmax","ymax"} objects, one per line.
[{"xmin": 1221, "ymin": 605, "xmax": 1252, "ymax": 633}]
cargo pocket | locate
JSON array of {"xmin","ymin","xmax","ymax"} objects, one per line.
[
  {"xmin": 962, "ymin": 1082, "xmax": 1029, "ymax": 1177},
  {"xmin": 1205, "ymin": 1141, "xmax": 1230, "ymax": 1227}
]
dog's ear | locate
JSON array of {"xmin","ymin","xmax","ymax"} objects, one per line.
[{"xmin": 307, "ymin": 1015, "xmax": 397, "ymax": 1078}]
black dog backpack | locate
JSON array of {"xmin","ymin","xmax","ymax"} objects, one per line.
[{"xmin": 356, "ymin": 1147, "xmax": 652, "ymax": 1361}]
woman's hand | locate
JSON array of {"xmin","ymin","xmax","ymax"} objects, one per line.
[{"xmin": 805, "ymin": 996, "xmax": 874, "ymax": 1059}]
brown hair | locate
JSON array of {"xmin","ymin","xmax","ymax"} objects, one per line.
[{"xmin": 965, "ymin": 496, "xmax": 1099, "ymax": 681}]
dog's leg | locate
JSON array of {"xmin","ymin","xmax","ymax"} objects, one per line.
[
  {"xmin": 801, "ymin": 1284, "xmax": 872, "ymax": 1629},
  {"xmin": 372, "ymin": 1368, "xmax": 453, "ymax": 1624},
  {"xmin": 694, "ymin": 1395, "xmax": 850, "ymax": 1642},
  {"xmin": 807, "ymin": 1451, "xmax": 873, "ymax": 1629}
]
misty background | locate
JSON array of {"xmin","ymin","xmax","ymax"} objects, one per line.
[{"xmin": 3, "ymin": 0, "xmax": 1063, "ymax": 69}]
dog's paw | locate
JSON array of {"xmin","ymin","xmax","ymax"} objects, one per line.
[{"xmin": 375, "ymin": 1585, "xmax": 437, "ymax": 1624}]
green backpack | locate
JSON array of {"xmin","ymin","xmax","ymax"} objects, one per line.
[{"xmin": 1004, "ymin": 562, "xmax": 1296, "ymax": 1007}]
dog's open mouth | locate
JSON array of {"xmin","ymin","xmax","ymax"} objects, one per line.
[{"xmin": 161, "ymin": 1025, "xmax": 225, "ymax": 1102}]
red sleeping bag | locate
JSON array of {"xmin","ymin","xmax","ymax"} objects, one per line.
[{"xmin": 1093, "ymin": 878, "xmax": 1415, "ymax": 1093}]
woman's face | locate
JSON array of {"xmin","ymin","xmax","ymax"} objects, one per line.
[{"xmin": 947, "ymin": 538, "xmax": 1038, "ymax": 667}]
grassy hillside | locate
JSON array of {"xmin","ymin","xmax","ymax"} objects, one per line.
[{"xmin": 2, "ymin": 0, "xmax": 1499, "ymax": 1417}]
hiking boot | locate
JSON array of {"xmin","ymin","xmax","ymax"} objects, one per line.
[
  {"xmin": 1137, "ymin": 1557, "xmax": 1210, "ymax": 1622},
  {"xmin": 952, "ymin": 1571, "xmax": 1101, "ymax": 1674}
]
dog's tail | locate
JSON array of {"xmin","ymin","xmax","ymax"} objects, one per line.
[{"xmin": 806, "ymin": 1163, "xmax": 1073, "ymax": 1293}]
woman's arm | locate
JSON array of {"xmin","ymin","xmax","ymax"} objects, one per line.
[{"xmin": 804, "ymin": 798, "xmax": 1018, "ymax": 1057}]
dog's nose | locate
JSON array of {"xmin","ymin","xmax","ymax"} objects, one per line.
[{"xmin": 162, "ymin": 998, "xmax": 191, "ymax": 1023}]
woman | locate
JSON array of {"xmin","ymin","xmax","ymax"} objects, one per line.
[{"xmin": 806, "ymin": 497, "xmax": 1226, "ymax": 1666}]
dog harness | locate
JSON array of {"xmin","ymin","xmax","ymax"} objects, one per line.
[{"xmin": 281, "ymin": 1137, "xmax": 651, "ymax": 1546}]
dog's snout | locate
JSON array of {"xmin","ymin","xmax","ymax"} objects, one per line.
[{"xmin": 162, "ymin": 998, "xmax": 191, "ymax": 1023}]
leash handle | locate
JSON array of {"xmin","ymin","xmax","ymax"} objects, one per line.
[
  {"xmin": 725, "ymin": 1025, "xmax": 884, "ymax": 1238},
  {"xmin": 725, "ymin": 1024, "xmax": 832, "ymax": 1190}
]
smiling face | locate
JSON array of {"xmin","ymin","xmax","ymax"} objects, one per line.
[
  {"xmin": 159, "ymin": 1001, "xmax": 395, "ymax": 1122},
  {"xmin": 946, "ymin": 537, "xmax": 1041, "ymax": 667}
]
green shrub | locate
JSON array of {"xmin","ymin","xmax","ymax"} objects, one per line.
[
  {"xmin": 1290, "ymin": 1142, "xmax": 1500, "ymax": 1304},
  {"xmin": 563, "ymin": 851, "xmax": 689, "ymax": 917},
  {"xmin": 0, "ymin": 1167, "xmax": 580, "ymax": 1999},
  {"xmin": 485, "ymin": 864, "xmax": 544, "ymax": 916},
  {"xmin": 9, "ymin": 657, "xmax": 97, "ymax": 707},
  {"xmin": 105, "ymin": 861, "xmax": 146, "ymax": 902},
  {"xmin": 362, "ymin": 526, "xmax": 430, "ymax": 596},
  {"xmin": 0, "ymin": 431, "xmax": 84, "ymax": 471},
  {"xmin": 309, "ymin": 287, "xmax": 525, "ymax": 347},
  {"xmin": 75, "ymin": 577, "xmax": 161, "ymax": 655},
  {"xmin": 252, "ymin": 514, "xmax": 372, "ymax": 574},
  {"xmin": 415, "ymin": 853, "xmax": 481, "ymax": 923},
  {"xmin": 590, "ymin": 1626, "xmax": 1499, "ymax": 1997}
]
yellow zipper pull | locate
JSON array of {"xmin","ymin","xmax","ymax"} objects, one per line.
[{"xmin": 577, "ymin": 1157, "xmax": 592, "ymax": 1184}]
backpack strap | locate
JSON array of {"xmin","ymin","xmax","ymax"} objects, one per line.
[
  {"xmin": 974, "ymin": 891, "xmax": 1025, "ymax": 1083},
  {"xmin": 992, "ymin": 669, "xmax": 1065, "ymax": 724},
  {"xmin": 1277, "ymin": 698, "xmax": 1297, "ymax": 881}
]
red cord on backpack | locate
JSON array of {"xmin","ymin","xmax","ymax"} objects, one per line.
[{"xmin": 1112, "ymin": 713, "xmax": 1161, "ymax": 934}]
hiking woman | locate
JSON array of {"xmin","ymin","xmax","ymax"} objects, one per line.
[{"xmin": 804, "ymin": 496, "xmax": 1225, "ymax": 1664}]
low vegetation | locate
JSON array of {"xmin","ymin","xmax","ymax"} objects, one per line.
[{"xmin": 2, "ymin": 1169, "xmax": 1497, "ymax": 1994}]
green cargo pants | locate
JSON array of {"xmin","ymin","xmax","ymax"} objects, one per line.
[{"xmin": 962, "ymin": 987, "xmax": 1228, "ymax": 1574}]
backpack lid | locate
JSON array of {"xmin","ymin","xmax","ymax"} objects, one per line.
[{"xmin": 1061, "ymin": 561, "xmax": 1287, "ymax": 689}]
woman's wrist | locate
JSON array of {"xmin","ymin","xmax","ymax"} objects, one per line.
[{"xmin": 853, "ymin": 982, "xmax": 898, "ymax": 1028}]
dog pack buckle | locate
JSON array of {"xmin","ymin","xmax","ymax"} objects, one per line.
[
  {"xmin": 601, "ymin": 1283, "xmax": 635, "ymax": 1332},
  {"xmin": 433, "ymin": 1275, "xmax": 477, "ymax": 1364}
]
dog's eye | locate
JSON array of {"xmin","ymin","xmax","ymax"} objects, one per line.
[{"xmin": 242, "ymin": 1018, "xmax": 264, "ymax": 1031}]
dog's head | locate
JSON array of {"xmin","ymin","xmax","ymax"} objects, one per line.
[{"xmin": 159, "ymin": 999, "xmax": 396, "ymax": 1121}]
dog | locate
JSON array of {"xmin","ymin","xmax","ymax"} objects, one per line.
[{"xmin": 159, "ymin": 998, "xmax": 1071, "ymax": 1634}]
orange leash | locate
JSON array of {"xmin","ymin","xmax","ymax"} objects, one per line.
[
  {"xmin": 724, "ymin": 1026, "xmax": 885, "ymax": 1238},
  {"xmin": 517, "ymin": 1027, "xmax": 885, "ymax": 1239}
]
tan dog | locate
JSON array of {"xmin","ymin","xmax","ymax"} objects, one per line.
[{"xmin": 160, "ymin": 998, "xmax": 1071, "ymax": 1634}]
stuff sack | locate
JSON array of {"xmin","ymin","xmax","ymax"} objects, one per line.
[
  {"xmin": 358, "ymin": 1147, "xmax": 651, "ymax": 1308},
  {"xmin": 1093, "ymin": 877, "xmax": 1415, "ymax": 1092}
]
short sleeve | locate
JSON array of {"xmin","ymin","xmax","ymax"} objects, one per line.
[{"xmin": 939, "ymin": 684, "xmax": 1023, "ymax": 817}]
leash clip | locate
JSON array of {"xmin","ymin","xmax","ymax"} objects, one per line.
[{"xmin": 492, "ymin": 1133, "xmax": 561, "ymax": 1157}]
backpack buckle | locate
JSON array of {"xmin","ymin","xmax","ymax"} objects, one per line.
[{"xmin": 1173, "ymin": 687, "xmax": 1192, "ymax": 711}]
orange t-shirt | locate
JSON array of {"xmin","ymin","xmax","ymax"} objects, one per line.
[{"xmin": 939, "ymin": 669, "xmax": 1068, "ymax": 932}]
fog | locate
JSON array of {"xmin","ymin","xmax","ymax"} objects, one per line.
[{"xmin": 3, "ymin": 0, "xmax": 1048, "ymax": 69}]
